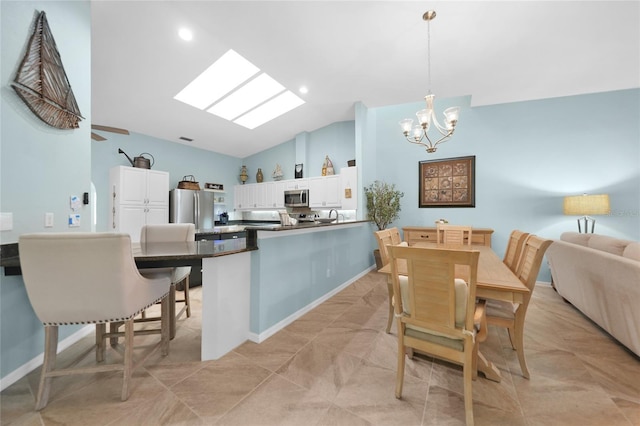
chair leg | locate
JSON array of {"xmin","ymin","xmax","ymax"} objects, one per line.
[
  {"xmin": 95, "ymin": 323, "xmax": 106, "ymax": 362},
  {"xmin": 385, "ymin": 280, "xmax": 393, "ymax": 333},
  {"xmin": 184, "ymin": 276, "xmax": 191, "ymax": 318},
  {"xmin": 160, "ymin": 295, "xmax": 170, "ymax": 356},
  {"xmin": 35, "ymin": 325, "xmax": 58, "ymax": 411},
  {"xmin": 507, "ymin": 326, "xmax": 516, "ymax": 350},
  {"xmin": 169, "ymin": 284, "xmax": 176, "ymax": 339},
  {"xmin": 110, "ymin": 321, "xmax": 123, "ymax": 347},
  {"xmin": 463, "ymin": 361, "xmax": 475, "ymax": 426},
  {"xmin": 514, "ymin": 310, "xmax": 530, "ymax": 379},
  {"xmin": 121, "ymin": 319, "xmax": 134, "ymax": 401},
  {"xmin": 395, "ymin": 337, "xmax": 406, "ymax": 398}
]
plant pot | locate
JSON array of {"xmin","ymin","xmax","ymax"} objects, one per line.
[{"xmin": 373, "ymin": 248, "xmax": 384, "ymax": 271}]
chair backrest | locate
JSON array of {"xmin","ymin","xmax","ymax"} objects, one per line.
[
  {"xmin": 374, "ymin": 227, "xmax": 402, "ymax": 266},
  {"xmin": 437, "ymin": 224, "xmax": 473, "ymax": 246},
  {"xmin": 515, "ymin": 235, "xmax": 553, "ymax": 292},
  {"xmin": 503, "ymin": 230, "xmax": 530, "ymax": 272},
  {"xmin": 140, "ymin": 223, "xmax": 196, "ymax": 243},
  {"xmin": 388, "ymin": 245, "xmax": 479, "ymax": 337},
  {"xmin": 19, "ymin": 233, "xmax": 170, "ymax": 325}
]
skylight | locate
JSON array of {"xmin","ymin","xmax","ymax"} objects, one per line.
[{"xmin": 174, "ymin": 49, "xmax": 305, "ymax": 128}]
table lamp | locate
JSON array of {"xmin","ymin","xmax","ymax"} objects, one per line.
[{"xmin": 563, "ymin": 194, "xmax": 610, "ymax": 233}]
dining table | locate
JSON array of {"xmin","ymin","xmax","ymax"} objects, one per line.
[{"xmin": 378, "ymin": 242, "xmax": 528, "ymax": 382}]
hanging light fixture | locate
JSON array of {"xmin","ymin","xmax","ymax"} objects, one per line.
[{"xmin": 400, "ymin": 10, "xmax": 460, "ymax": 153}]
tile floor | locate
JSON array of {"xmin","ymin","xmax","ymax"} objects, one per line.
[{"xmin": 1, "ymin": 271, "xmax": 639, "ymax": 425}]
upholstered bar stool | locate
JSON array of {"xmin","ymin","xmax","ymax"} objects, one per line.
[
  {"xmin": 19, "ymin": 233, "xmax": 172, "ymax": 410},
  {"xmin": 139, "ymin": 223, "xmax": 196, "ymax": 338}
]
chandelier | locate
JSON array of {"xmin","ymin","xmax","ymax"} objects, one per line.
[{"xmin": 400, "ymin": 10, "xmax": 460, "ymax": 153}]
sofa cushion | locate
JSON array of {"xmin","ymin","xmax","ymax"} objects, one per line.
[
  {"xmin": 588, "ymin": 235, "xmax": 632, "ymax": 256},
  {"xmin": 560, "ymin": 232, "xmax": 592, "ymax": 246},
  {"xmin": 623, "ymin": 242, "xmax": 640, "ymax": 261}
]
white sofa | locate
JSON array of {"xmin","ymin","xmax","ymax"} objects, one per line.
[{"xmin": 547, "ymin": 232, "xmax": 640, "ymax": 356}]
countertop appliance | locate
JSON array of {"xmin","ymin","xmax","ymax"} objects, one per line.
[
  {"xmin": 284, "ymin": 189, "xmax": 309, "ymax": 208},
  {"xmin": 219, "ymin": 211, "xmax": 229, "ymax": 225},
  {"xmin": 170, "ymin": 188, "xmax": 216, "ymax": 230}
]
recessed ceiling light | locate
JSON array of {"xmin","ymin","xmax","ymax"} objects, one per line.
[
  {"xmin": 299, "ymin": 86, "xmax": 308, "ymax": 94},
  {"xmin": 178, "ymin": 28, "xmax": 193, "ymax": 41}
]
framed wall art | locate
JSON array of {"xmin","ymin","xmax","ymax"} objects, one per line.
[{"xmin": 418, "ymin": 156, "xmax": 475, "ymax": 208}]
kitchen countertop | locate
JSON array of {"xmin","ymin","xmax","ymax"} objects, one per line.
[{"xmin": 243, "ymin": 219, "xmax": 369, "ymax": 231}]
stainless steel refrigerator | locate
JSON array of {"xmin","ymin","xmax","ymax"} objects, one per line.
[{"xmin": 169, "ymin": 189, "xmax": 216, "ymax": 230}]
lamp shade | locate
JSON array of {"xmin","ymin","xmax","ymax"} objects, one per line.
[{"xmin": 563, "ymin": 194, "xmax": 610, "ymax": 215}]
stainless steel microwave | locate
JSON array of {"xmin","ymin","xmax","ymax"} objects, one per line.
[{"xmin": 284, "ymin": 189, "xmax": 309, "ymax": 208}]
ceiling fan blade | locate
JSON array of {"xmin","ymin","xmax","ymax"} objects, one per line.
[
  {"xmin": 91, "ymin": 132, "xmax": 107, "ymax": 141},
  {"xmin": 91, "ymin": 124, "xmax": 130, "ymax": 135}
]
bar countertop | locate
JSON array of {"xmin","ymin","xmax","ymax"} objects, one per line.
[{"xmin": 0, "ymin": 237, "xmax": 257, "ymax": 276}]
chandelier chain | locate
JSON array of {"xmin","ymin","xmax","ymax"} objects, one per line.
[{"xmin": 427, "ymin": 17, "xmax": 432, "ymax": 93}]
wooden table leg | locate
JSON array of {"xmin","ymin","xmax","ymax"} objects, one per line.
[{"xmin": 477, "ymin": 350, "xmax": 501, "ymax": 382}]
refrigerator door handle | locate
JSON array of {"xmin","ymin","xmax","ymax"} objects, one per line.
[{"xmin": 194, "ymin": 191, "xmax": 199, "ymax": 227}]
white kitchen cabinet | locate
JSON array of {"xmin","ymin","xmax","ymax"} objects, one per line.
[
  {"xmin": 264, "ymin": 181, "xmax": 286, "ymax": 209},
  {"xmin": 234, "ymin": 184, "xmax": 253, "ymax": 210},
  {"xmin": 339, "ymin": 166, "xmax": 358, "ymax": 210},
  {"xmin": 309, "ymin": 175, "xmax": 340, "ymax": 208},
  {"xmin": 235, "ymin": 181, "xmax": 286, "ymax": 210},
  {"xmin": 110, "ymin": 166, "xmax": 169, "ymax": 242},
  {"xmin": 284, "ymin": 178, "xmax": 308, "ymax": 190}
]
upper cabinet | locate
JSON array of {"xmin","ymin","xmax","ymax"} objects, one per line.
[
  {"xmin": 109, "ymin": 166, "xmax": 169, "ymax": 242},
  {"xmin": 233, "ymin": 170, "xmax": 356, "ymax": 212},
  {"xmin": 309, "ymin": 175, "xmax": 340, "ymax": 208}
]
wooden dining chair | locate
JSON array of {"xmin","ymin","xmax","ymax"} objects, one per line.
[
  {"xmin": 486, "ymin": 234, "xmax": 553, "ymax": 379},
  {"xmin": 374, "ymin": 227, "xmax": 406, "ymax": 333},
  {"xmin": 437, "ymin": 223, "xmax": 473, "ymax": 246},
  {"xmin": 503, "ymin": 230, "xmax": 530, "ymax": 273},
  {"xmin": 388, "ymin": 244, "xmax": 483, "ymax": 426},
  {"xmin": 18, "ymin": 233, "xmax": 172, "ymax": 410}
]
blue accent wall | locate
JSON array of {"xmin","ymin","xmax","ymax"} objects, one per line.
[
  {"xmin": 1, "ymin": 0, "xmax": 92, "ymax": 380},
  {"xmin": 360, "ymin": 89, "xmax": 640, "ymax": 282},
  {"xmin": 250, "ymin": 224, "xmax": 373, "ymax": 335}
]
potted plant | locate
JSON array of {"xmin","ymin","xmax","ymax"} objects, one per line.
[{"xmin": 364, "ymin": 180, "xmax": 404, "ymax": 269}]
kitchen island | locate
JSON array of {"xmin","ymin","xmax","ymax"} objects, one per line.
[
  {"xmin": 0, "ymin": 220, "xmax": 375, "ymax": 362},
  {"xmin": 242, "ymin": 220, "xmax": 374, "ymax": 343}
]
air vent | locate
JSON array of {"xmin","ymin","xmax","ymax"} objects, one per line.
[{"xmin": 179, "ymin": 136, "xmax": 193, "ymax": 142}]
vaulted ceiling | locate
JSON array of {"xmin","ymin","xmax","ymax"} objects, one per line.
[{"xmin": 91, "ymin": 1, "xmax": 639, "ymax": 158}]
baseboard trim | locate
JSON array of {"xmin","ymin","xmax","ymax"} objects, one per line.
[
  {"xmin": 0, "ymin": 325, "xmax": 93, "ymax": 392},
  {"xmin": 247, "ymin": 266, "xmax": 376, "ymax": 343}
]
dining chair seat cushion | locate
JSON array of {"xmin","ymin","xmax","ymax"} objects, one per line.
[
  {"xmin": 485, "ymin": 299, "xmax": 518, "ymax": 320},
  {"xmin": 399, "ymin": 276, "xmax": 468, "ymax": 326}
]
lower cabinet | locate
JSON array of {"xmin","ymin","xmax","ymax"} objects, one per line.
[{"xmin": 402, "ymin": 227, "xmax": 494, "ymax": 247}]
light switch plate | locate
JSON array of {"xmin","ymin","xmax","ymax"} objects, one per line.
[
  {"xmin": 0, "ymin": 212, "xmax": 13, "ymax": 231},
  {"xmin": 45, "ymin": 212, "xmax": 54, "ymax": 228}
]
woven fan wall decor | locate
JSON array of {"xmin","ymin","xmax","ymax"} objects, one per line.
[{"xmin": 11, "ymin": 11, "xmax": 84, "ymax": 129}]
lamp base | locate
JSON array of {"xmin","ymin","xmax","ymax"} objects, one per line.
[{"xmin": 577, "ymin": 216, "xmax": 597, "ymax": 233}]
